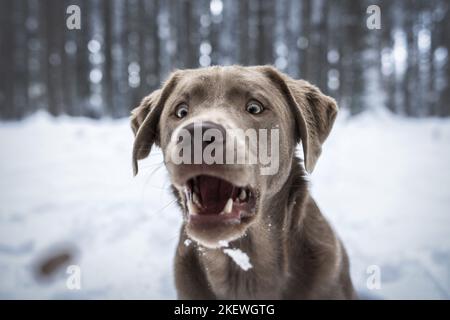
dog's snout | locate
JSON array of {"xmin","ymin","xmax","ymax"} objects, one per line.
[{"xmin": 183, "ymin": 121, "xmax": 227, "ymax": 150}]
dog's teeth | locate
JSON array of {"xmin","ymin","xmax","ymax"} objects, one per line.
[
  {"xmin": 187, "ymin": 200, "xmax": 198, "ymax": 215},
  {"xmin": 239, "ymin": 189, "xmax": 247, "ymax": 201},
  {"xmin": 223, "ymin": 198, "xmax": 233, "ymax": 214},
  {"xmin": 192, "ymin": 192, "xmax": 201, "ymax": 207}
]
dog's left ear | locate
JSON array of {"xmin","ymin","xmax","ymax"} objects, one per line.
[
  {"xmin": 258, "ymin": 66, "xmax": 338, "ymax": 173},
  {"xmin": 130, "ymin": 71, "xmax": 181, "ymax": 176}
]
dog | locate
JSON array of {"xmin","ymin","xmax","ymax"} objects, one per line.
[{"xmin": 130, "ymin": 65, "xmax": 356, "ymax": 299}]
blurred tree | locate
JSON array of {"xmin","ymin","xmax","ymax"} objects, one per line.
[
  {"xmin": 0, "ymin": 0, "xmax": 16, "ymax": 118},
  {"xmin": 0, "ymin": 0, "xmax": 449, "ymax": 119},
  {"xmin": 75, "ymin": 0, "xmax": 91, "ymax": 117},
  {"xmin": 340, "ymin": 0, "xmax": 366, "ymax": 115},
  {"xmin": 238, "ymin": 0, "xmax": 250, "ymax": 65},
  {"xmin": 102, "ymin": 0, "xmax": 113, "ymax": 116},
  {"xmin": 438, "ymin": 0, "xmax": 450, "ymax": 116}
]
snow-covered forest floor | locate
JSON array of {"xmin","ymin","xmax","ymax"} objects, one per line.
[{"xmin": 0, "ymin": 110, "xmax": 449, "ymax": 299}]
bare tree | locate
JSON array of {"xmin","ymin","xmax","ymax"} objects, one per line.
[{"xmin": 1, "ymin": 0, "xmax": 449, "ymax": 119}]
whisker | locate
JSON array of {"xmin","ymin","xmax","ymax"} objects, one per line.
[
  {"xmin": 139, "ymin": 162, "xmax": 165, "ymax": 168},
  {"xmin": 149, "ymin": 199, "xmax": 178, "ymax": 217},
  {"xmin": 143, "ymin": 165, "xmax": 166, "ymax": 189},
  {"xmin": 165, "ymin": 231, "xmax": 183, "ymax": 244},
  {"xmin": 144, "ymin": 153, "xmax": 164, "ymax": 157}
]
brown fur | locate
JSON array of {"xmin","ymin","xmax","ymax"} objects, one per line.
[{"xmin": 130, "ymin": 65, "xmax": 357, "ymax": 299}]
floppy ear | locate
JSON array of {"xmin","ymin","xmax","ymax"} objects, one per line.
[
  {"xmin": 130, "ymin": 90, "xmax": 161, "ymax": 136},
  {"xmin": 131, "ymin": 71, "xmax": 180, "ymax": 176},
  {"xmin": 259, "ymin": 66, "xmax": 338, "ymax": 173}
]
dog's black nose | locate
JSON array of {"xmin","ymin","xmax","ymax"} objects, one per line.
[{"xmin": 182, "ymin": 121, "xmax": 227, "ymax": 162}]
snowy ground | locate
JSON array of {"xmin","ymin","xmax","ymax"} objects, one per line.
[{"xmin": 0, "ymin": 110, "xmax": 449, "ymax": 299}]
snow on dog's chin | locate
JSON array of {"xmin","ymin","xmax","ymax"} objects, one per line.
[{"xmin": 187, "ymin": 231, "xmax": 243, "ymax": 249}]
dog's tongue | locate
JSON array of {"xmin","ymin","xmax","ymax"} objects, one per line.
[{"xmin": 198, "ymin": 175, "xmax": 233, "ymax": 214}]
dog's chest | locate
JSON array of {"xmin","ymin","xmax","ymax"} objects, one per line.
[{"xmin": 201, "ymin": 247, "xmax": 282, "ymax": 299}]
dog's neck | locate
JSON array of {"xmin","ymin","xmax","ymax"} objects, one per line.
[{"xmin": 191, "ymin": 159, "xmax": 309, "ymax": 299}]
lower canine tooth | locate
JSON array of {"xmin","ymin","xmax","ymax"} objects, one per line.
[
  {"xmin": 223, "ymin": 198, "xmax": 233, "ymax": 214},
  {"xmin": 192, "ymin": 192, "xmax": 201, "ymax": 207},
  {"xmin": 187, "ymin": 200, "xmax": 197, "ymax": 215},
  {"xmin": 239, "ymin": 189, "xmax": 247, "ymax": 201}
]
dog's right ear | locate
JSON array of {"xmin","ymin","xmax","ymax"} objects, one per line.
[
  {"xmin": 130, "ymin": 89, "xmax": 162, "ymax": 136},
  {"xmin": 130, "ymin": 71, "xmax": 181, "ymax": 176}
]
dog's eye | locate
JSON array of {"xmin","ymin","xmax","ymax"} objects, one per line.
[
  {"xmin": 175, "ymin": 104, "xmax": 189, "ymax": 118},
  {"xmin": 246, "ymin": 101, "xmax": 264, "ymax": 115}
]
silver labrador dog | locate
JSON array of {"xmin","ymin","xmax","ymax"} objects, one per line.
[{"xmin": 130, "ymin": 65, "xmax": 356, "ymax": 299}]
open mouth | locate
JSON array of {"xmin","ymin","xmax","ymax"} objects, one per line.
[{"xmin": 184, "ymin": 175, "xmax": 256, "ymax": 225}]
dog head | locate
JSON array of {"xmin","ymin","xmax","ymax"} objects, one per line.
[{"xmin": 131, "ymin": 66, "xmax": 337, "ymax": 248}]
